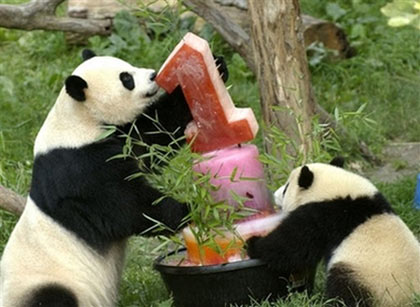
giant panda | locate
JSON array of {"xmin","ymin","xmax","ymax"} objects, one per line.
[
  {"xmin": 0, "ymin": 50, "xmax": 228, "ymax": 307},
  {"xmin": 247, "ymin": 158, "xmax": 420, "ymax": 307}
]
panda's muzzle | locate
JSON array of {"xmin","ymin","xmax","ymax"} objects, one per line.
[
  {"xmin": 145, "ymin": 88, "xmax": 159, "ymax": 97},
  {"xmin": 145, "ymin": 82, "xmax": 159, "ymax": 98}
]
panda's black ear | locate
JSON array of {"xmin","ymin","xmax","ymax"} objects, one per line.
[
  {"xmin": 298, "ymin": 166, "xmax": 313, "ymax": 189},
  {"xmin": 65, "ymin": 75, "xmax": 88, "ymax": 102},
  {"xmin": 330, "ymin": 157, "xmax": 345, "ymax": 168},
  {"xmin": 82, "ymin": 49, "xmax": 96, "ymax": 61}
]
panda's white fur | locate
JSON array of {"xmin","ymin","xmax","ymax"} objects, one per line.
[
  {"xmin": 34, "ymin": 56, "xmax": 157, "ymax": 155},
  {"xmin": 248, "ymin": 160, "xmax": 420, "ymax": 307},
  {"xmin": 0, "ymin": 49, "xmax": 226, "ymax": 306},
  {"xmin": 329, "ymin": 213, "xmax": 420, "ymax": 306},
  {"xmin": 274, "ymin": 163, "xmax": 377, "ymax": 212},
  {"xmin": 1, "ymin": 198, "xmax": 126, "ymax": 306}
]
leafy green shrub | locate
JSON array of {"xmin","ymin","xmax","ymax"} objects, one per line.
[{"xmin": 381, "ymin": 0, "xmax": 420, "ymax": 29}]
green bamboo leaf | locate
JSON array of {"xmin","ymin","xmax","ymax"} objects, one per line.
[
  {"xmin": 96, "ymin": 126, "xmax": 117, "ymax": 141},
  {"xmin": 230, "ymin": 167, "xmax": 238, "ymax": 182}
]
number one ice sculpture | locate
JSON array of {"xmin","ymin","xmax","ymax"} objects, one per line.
[
  {"xmin": 156, "ymin": 33, "xmax": 281, "ymax": 265},
  {"xmin": 156, "ymin": 32, "xmax": 259, "ymax": 153}
]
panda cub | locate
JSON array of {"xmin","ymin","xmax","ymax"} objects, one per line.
[
  {"xmin": 0, "ymin": 50, "xmax": 228, "ymax": 307},
  {"xmin": 247, "ymin": 158, "xmax": 420, "ymax": 307}
]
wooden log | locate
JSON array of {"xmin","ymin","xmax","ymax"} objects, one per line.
[
  {"xmin": 67, "ymin": 0, "xmax": 138, "ymax": 19},
  {"xmin": 0, "ymin": 185, "xmax": 25, "ymax": 216},
  {"xmin": 0, "ymin": 0, "xmax": 111, "ymax": 36}
]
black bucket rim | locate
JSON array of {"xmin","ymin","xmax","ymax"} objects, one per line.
[{"xmin": 153, "ymin": 248, "xmax": 267, "ymax": 275}]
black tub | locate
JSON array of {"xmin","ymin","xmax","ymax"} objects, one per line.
[{"xmin": 154, "ymin": 250, "xmax": 315, "ymax": 307}]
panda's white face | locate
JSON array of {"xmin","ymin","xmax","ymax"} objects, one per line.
[
  {"xmin": 70, "ymin": 56, "xmax": 158, "ymax": 126},
  {"xmin": 34, "ymin": 55, "xmax": 160, "ymax": 155},
  {"xmin": 274, "ymin": 163, "xmax": 378, "ymax": 212}
]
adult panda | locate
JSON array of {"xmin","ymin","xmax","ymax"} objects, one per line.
[
  {"xmin": 247, "ymin": 158, "xmax": 420, "ymax": 307},
  {"xmin": 0, "ymin": 50, "xmax": 228, "ymax": 307}
]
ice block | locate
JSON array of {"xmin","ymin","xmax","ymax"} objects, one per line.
[
  {"xmin": 183, "ymin": 213, "xmax": 284, "ymax": 265},
  {"xmin": 193, "ymin": 144, "xmax": 274, "ymax": 214},
  {"xmin": 156, "ymin": 32, "xmax": 259, "ymax": 153}
]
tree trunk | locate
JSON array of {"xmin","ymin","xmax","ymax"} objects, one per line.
[
  {"xmin": 184, "ymin": 0, "xmax": 376, "ymax": 161},
  {"xmin": 247, "ymin": 0, "xmax": 315, "ymax": 158}
]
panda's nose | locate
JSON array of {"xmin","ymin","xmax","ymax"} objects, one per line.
[{"xmin": 149, "ymin": 72, "xmax": 157, "ymax": 81}]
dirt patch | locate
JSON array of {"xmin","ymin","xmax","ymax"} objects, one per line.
[{"xmin": 367, "ymin": 142, "xmax": 420, "ymax": 183}]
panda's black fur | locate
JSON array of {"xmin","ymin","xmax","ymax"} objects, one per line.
[
  {"xmin": 30, "ymin": 136, "xmax": 188, "ymax": 252},
  {"xmin": 248, "ymin": 193, "xmax": 394, "ymax": 274},
  {"xmin": 26, "ymin": 284, "xmax": 78, "ymax": 307},
  {"xmin": 0, "ymin": 50, "xmax": 229, "ymax": 307},
  {"xmin": 247, "ymin": 159, "xmax": 420, "ymax": 307}
]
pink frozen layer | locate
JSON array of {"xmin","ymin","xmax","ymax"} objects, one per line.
[{"xmin": 193, "ymin": 144, "xmax": 274, "ymax": 213}]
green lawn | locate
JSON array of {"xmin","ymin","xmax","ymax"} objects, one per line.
[{"xmin": 0, "ymin": 0, "xmax": 419, "ymax": 306}]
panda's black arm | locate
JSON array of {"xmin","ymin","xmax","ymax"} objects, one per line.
[
  {"xmin": 85, "ymin": 153, "xmax": 189, "ymax": 240},
  {"xmin": 135, "ymin": 86, "xmax": 193, "ymax": 148},
  {"xmin": 247, "ymin": 206, "xmax": 328, "ymax": 274},
  {"xmin": 109, "ymin": 175, "xmax": 190, "ymax": 237},
  {"xmin": 44, "ymin": 170, "xmax": 188, "ymax": 251},
  {"xmin": 247, "ymin": 195, "xmax": 394, "ymax": 274},
  {"xmin": 90, "ymin": 141, "xmax": 190, "ymax": 239},
  {"xmin": 31, "ymin": 139, "xmax": 189, "ymax": 251}
]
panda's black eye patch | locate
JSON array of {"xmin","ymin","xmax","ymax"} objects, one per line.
[{"xmin": 120, "ymin": 72, "xmax": 135, "ymax": 91}]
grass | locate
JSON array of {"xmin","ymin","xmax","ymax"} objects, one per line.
[
  {"xmin": 0, "ymin": 0, "xmax": 419, "ymax": 306},
  {"xmin": 301, "ymin": 0, "xmax": 420, "ymax": 149}
]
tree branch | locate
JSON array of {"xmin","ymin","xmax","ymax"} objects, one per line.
[
  {"xmin": 214, "ymin": 0, "xmax": 247, "ymax": 10},
  {"xmin": 0, "ymin": 185, "xmax": 25, "ymax": 216},
  {"xmin": 0, "ymin": 0, "xmax": 111, "ymax": 35}
]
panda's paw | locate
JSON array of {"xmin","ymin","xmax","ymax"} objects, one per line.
[
  {"xmin": 213, "ymin": 55, "xmax": 229, "ymax": 83},
  {"xmin": 166, "ymin": 200, "xmax": 190, "ymax": 231},
  {"xmin": 246, "ymin": 236, "xmax": 262, "ymax": 259}
]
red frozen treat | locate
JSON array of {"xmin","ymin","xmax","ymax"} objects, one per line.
[{"xmin": 156, "ymin": 32, "xmax": 259, "ymax": 153}]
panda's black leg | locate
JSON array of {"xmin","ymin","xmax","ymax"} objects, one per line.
[
  {"xmin": 28, "ymin": 284, "xmax": 78, "ymax": 307},
  {"xmin": 326, "ymin": 263, "xmax": 373, "ymax": 307}
]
